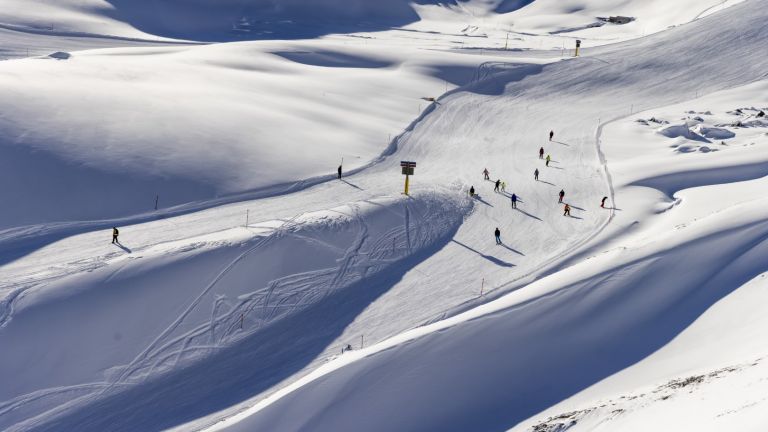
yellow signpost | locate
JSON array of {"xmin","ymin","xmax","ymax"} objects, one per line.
[{"xmin": 400, "ymin": 161, "xmax": 416, "ymax": 195}]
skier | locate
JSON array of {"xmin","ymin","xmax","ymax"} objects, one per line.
[
  {"xmin": 494, "ymin": 227, "xmax": 502, "ymax": 245},
  {"xmin": 558, "ymin": 189, "xmax": 565, "ymax": 203},
  {"xmin": 758, "ymin": 110, "xmax": 765, "ymax": 118},
  {"xmin": 564, "ymin": 204, "xmax": 571, "ymax": 217},
  {"xmin": 112, "ymin": 227, "xmax": 119, "ymax": 244},
  {"xmin": 539, "ymin": 147, "xmax": 544, "ymax": 159},
  {"xmin": 546, "ymin": 154, "xmax": 551, "ymax": 167},
  {"xmin": 337, "ymin": 164, "xmax": 342, "ymax": 179},
  {"xmin": 601, "ymin": 196, "xmax": 608, "ymax": 208},
  {"xmin": 494, "ymin": 179, "xmax": 501, "ymax": 192},
  {"xmin": 469, "ymin": 185, "xmax": 475, "ymax": 197},
  {"xmin": 483, "ymin": 168, "xmax": 490, "ymax": 180},
  {"xmin": 549, "ymin": 130, "xmax": 554, "ymax": 141},
  {"xmin": 534, "ymin": 168, "xmax": 539, "ymax": 181},
  {"xmin": 501, "ymin": 181, "xmax": 506, "ymax": 193},
  {"xmin": 511, "ymin": 193, "xmax": 517, "ymax": 208}
]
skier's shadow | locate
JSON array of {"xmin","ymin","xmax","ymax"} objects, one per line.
[
  {"xmin": 113, "ymin": 242, "xmax": 132, "ymax": 253},
  {"xmin": 500, "ymin": 243, "xmax": 524, "ymax": 256},
  {"xmin": 473, "ymin": 195, "xmax": 493, "ymax": 207},
  {"xmin": 452, "ymin": 240, "xmax": 514, "ymax": 268},
  {"xmin": 553, "ymin": 140, "xmax": 570, "ymax": 146},
  {"xmin": 567, "ymin": 203, "xmax": 585, "ymax": 211},
  {"xmin": 538, "ymin": 180, "xmax": 556, "ymax": 186},
  {"xmin": 514, "ymin": 207, "xmax": 542, "ymax": 221},
  {"xmin": 341, "ymin": 179, "xmax": 363, "ymax": 190}
]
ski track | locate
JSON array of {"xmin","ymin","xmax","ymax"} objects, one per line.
[
  {"xmin": 5, "ymin": 196, "xmax": 438, "ymax": 422},
  {"xmin": 104, "ymin": 214, "xmax": 305, "ymax": 391}
]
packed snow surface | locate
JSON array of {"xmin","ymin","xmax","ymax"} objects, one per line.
[{"xmin": 0, "ymin": 0, "xmax": 766, "ymax": 431}]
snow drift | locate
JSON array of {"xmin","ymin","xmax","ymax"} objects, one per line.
[{"xmin": 0, "ymin": 191, "xmax": 470, "ymax": 431}]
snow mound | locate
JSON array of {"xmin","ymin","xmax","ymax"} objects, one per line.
[
  {"xmin": 691, "ymin": 124, "xmax": 735, "ymax": 139},
  {"xmin": 0, "ymin": 192, "xmax": 471, "ymax": 431},
  {"xmin": 657, "ymin": 124, "xmax": 706, "ymax": 141}
]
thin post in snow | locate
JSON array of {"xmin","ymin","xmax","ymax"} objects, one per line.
[
  {"xmin": 480, "ymin": 278, "xmax": 485, "ymax": 296},
  {"xmin": 239, "ymin": 313, "xmax": 244, "ymax": 330},
  {"xmin": 361, "ymin": 334, "xmax": 364, "ymax": 349},
  {"xmin": 245, "ymin": 209, "xmax": 249, "ymax": 228},
  {"xmin": 154, "ymin": 195, "xmax": 159, "ymax": 210}
]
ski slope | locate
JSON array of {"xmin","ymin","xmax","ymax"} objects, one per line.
[
  {"xmin": 1, "ymin": 0, "xmax": 766, "ymax": 431},
  {"xmin": 196, "ymin": 2, "xmax": 768, "ymax": 431},
  {"xmin": 508, "ymin": 80, "xmax": 768, "ymax": 432},
  {"xmin": 0, "ymin": 0, "xmax": 745, "ymax": 230}
]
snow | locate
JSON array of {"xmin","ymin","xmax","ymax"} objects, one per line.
[
  {"xmin": 196, "ymin": 3, "xmax": 768, "ymax": 430},
  {"xmin": 1, "ymin": 0, "xmax": 767, "ymax": 431}
]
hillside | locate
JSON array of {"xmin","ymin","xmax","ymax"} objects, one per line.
[{"xmin": 0, "ymin": 1, "xmax": 765, "ymax": 431}]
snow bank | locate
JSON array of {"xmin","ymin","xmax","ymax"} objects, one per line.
[
  {"xmin": 692, "ymin": 124, "xmax": 735, "ymax": 139},
  {"xmin": 0, "ymin": 41, "xmax": 497, "ymax": 230},
  {"xmin": 657, "ymin": 123, "xmax": 704, "ymax": 140},
  {"xmin": 0, "ymin": 192, "xmax": 470, "ymax": 431}
]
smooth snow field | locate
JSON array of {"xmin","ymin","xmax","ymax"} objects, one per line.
[{"xmin": 1, "ymin": 0, "xmax": 767, "ymax": 431}]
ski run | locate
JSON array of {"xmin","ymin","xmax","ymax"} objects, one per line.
[{"xmin": 1, "ymin": 0, "xmax": 767, "ymax": 431}]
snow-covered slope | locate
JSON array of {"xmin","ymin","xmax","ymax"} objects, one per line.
[
  {"xmin": 190, "ymin": 2, "xmax": 768, "ymax": 431},
  {"xmin": 1, "ymin": 0, "xmax": 766, "ymax": 431},
  {"xmin": 1, "ymin": 37, "xmax": 528, "ymax": 231},
  {"xmin": 1, "ymin": 0, "xmax": 746, "ymax": 42},
  {"xmin": 0, "ymin": 192, "xmax": 469, "ymax": 431},
  {"xmin": 508, "ymin": 78, "xmax": 768, "ymax": 432},
  {"xmin": 0, "ymin": 0, "xmax": 747, "ymax": 232}
]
